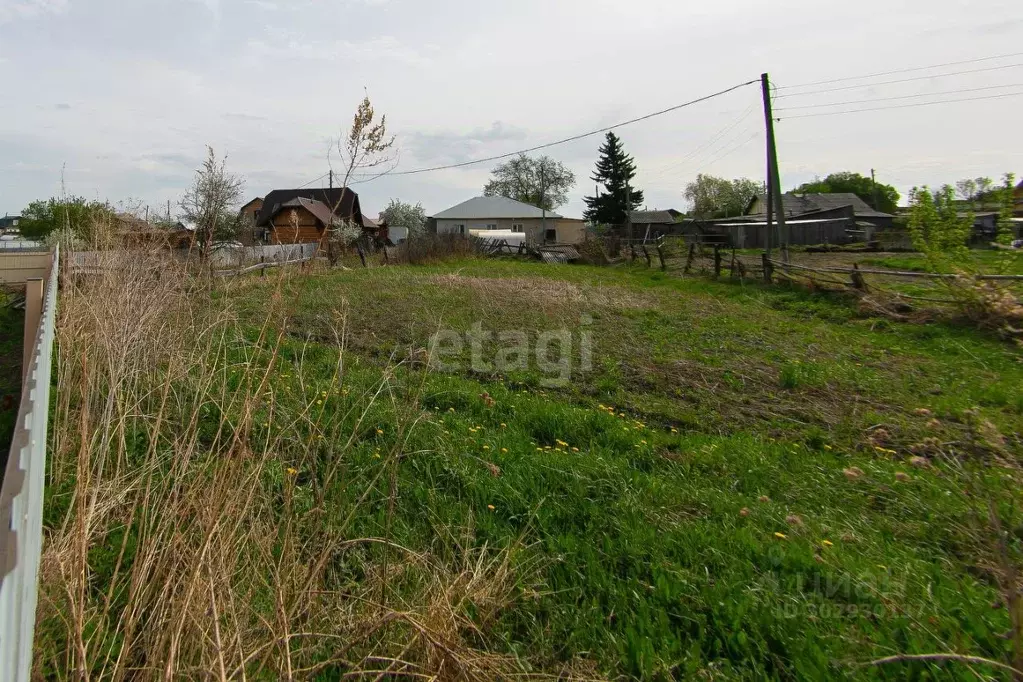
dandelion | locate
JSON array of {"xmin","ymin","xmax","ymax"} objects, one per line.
[
  {"xmin": 536, "ymin": 447, "xmax": 543, "ymax": 452},
  {"xmin": 316, "ymin": 400, "xmax": 322, "ymax": 405},
  {"xmin": 500, "ymin": 448, "xmax": 508, "ymax": 453},
  {"xmin": 544, "ymin": 446, "xmax": 551, "ymax": 450},
  {"xmin": 670, "ymin": 428, "xmax": 678, "ymax": 434},
  {"xmin": 286, "ymin": 467, "xmax": 297, "ymax": 475},
  {"xmin": 619, "ymin": 413, "xmax": 625, "ymax": 418},
  {"xmin": 571, "ymin": 447, "xmax": 579, "ymax": 452},
  {"xmin": 823, "ymin": 444, "xmax": 832, "ymax": 451},
  {"xmin": 487, "ymin": 504, "xmax": 495, "ymax": 511},
  {"xmin": 448, "ymin": 407, "xmax": 455, "ymax": 413},
  {"xmin": 373, "ymin": 453, "xmax": 381, "ymax": 459},
  {"xmin": 483, "ymin": 445, "xmax": 490, "ymax": 450},
  {"xmin": 821, "ymin": 540, "xmax": 834, "ymax": 547},
  {"xmin": 774, "ymin": 532, "xmax": 787, "ymax": 540},
  {"xmin": 500, "ymin": 423, "xmax": 507, "ymax": 428},
  {"xmin": 376, "ymin": 428, "xmax": 384, "ymax": 435}
]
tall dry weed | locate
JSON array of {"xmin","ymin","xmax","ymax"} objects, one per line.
[{"xmin": 35, "ymin": 251, "xmax": 547, "ymax": 680}]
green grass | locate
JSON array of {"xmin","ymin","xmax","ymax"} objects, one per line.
[{"xmin": 212, "ymin": 258, "xmax": 1023, "ymax": 678}]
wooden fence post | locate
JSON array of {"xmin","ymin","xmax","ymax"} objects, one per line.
[
  {"xmin": 684, "ymin": 243, "xmax": 695, "ymax": 274},
  {"xmin": 629, "ymin": 244, "xmax": 637, "ymax": 263},
  {"xmin": 656, "ymin": 242, "xmax": 666, "ymax": 271},
  {"xmin": 761, "ymin": 253, "xmax": 773, "ymax": 284},
  {"xmin": 22, "ymin": 277, "xmax": 43, "ymax": 380},
  {"xmin": 357, "ymin": 244, "xmax": 367, "ymax": 268},
  {"xmin": 713, "ymin": 245, "xmax": 721, "ymax": 278},
  {"xmin": 641, "ymin": 245, "xmax": 651, "ymax": 267},
  {"xmin": 850, "ymin": 263, "xmax": 867, "ymax": 291}
]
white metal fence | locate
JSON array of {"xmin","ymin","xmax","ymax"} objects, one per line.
[
  {"xmin": 204, "ymin": 242, "xmax": 319, "ymax": 267},
  {"xmin": 0, "ymin": 246, "xmax": 59, "ymax": 682}
]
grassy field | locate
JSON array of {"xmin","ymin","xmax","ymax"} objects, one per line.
[{"xmin": 38, "ymin": 255, "xmax": 1023, "ymax": 680}]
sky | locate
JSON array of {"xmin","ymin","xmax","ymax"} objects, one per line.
[{"xmin": 1, "ymin": 0, "xmax": 1021, "ymax": 220}]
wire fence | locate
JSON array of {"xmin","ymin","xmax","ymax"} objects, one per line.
[{"xmin": 0, "ymin": 246, "xmax": 59, "ymax": 682}]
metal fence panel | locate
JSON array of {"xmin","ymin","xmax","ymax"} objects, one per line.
[{"xmin": 0, "ymin": 245, "xmax": 59, "ymax": 682}]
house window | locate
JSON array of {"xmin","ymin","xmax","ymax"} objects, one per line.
[
  {"xmin": 452, "ymin": 224, "xmax": 465, "ymax": 234},
  {"xmin": 485, "ymin": 223, "xmax": 497, "ymax": 230},
  {"xmin": 545, "ymin": 228, "xmax": 557, "ymax": 242},
  {"xmin": 511, "ymin": 223, "xmax": 524, "ymax": 233}
]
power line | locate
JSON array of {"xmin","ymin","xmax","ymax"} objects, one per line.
[
  {"xmin": 774, "ymin": 63, "xmax": 1023, "ymax": 98},
  {"xmin": 699, "ymin": 131, "xmax": 761, "ymax": 170},
  {"xmin": 776, "ymin": 51, "xmax": 1023, "ymax": 90},
  {"xmin": 775, "ymin": 83, "xmax": 1023, "ymax": 111},
  {"xmin": 777, "ymin": 91, "xmax": 1023, "ymax": 119},
  {"xmin": 349, "ymin": 79, "xmax": 759, "ymax": 183},
  {"xmin": 644, "ymin": 100, "xmax": 757, "ymax": 177},
  {"xmin": 297, "ymin": 172, "xmax": 329, "ymax": 189}
]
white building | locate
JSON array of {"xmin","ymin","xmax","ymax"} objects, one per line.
[{"xmin": 430, "ymin": 196, "xmax": 584, "ymax": 244}]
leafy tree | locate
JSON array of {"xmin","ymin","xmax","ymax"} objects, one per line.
[
  {"xmin": 996, "ymin": 172, "xmax": 1017, "ymax": 246},
  {"xmin": 683, "ymin": 174, "xmax": 764, "ymax": 219},
  {"xmin": 180, "ymin": 146, "xmax": 245, "ymax": 257},
  {"xmin": 19, "ymin": 196, "xmax": 115, "ymax": 241},
  {"xmin": 583, "ymin": 132, "xmax": 643, "ymax": 225},
  {"xmin": 483, "ymin": 154, "xmax": 575, "ymax": 211},
  {"xmin": 380, "ymin": 198, "xmax": 427, "ymax": 236},
  {"xmin": 795, "ymin": 171, "xmax": 899, "ymax": 214},
  {"xmin": 907, "ymin": 184, "xmax": 971, "ymax": 271}
]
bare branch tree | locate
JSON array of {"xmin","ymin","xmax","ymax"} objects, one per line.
[
  {"xmin": 324, "ymin": 95, "xmax": 397, "ymax": 264},
  {"xmin": 180, "ymin": 146, "xmax": 244, "ymax": 259}
]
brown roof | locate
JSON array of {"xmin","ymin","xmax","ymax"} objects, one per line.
[
  {"xmin": 749, "ymin": 192, "xmax": 893, "ymax": 219},
  {"xmin": 276, "ymin": 197, "xmax": 335, "ymax": 227},
  {"xmin": 362, "ymin": 213, "xmax": 379, "ymax": 228},
  {"xmin": 256, "ymin": 187, "xmax": 362, "ymax": 227}
]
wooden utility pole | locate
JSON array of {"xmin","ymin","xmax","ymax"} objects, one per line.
[
  {"xmin": 540, "ymin": 164, "xmax": 547, "ymax": 242},
  {"xmin": 625, "ymin": 178, "xmax": 632, "ymax": 242},
  {"xmin": 329, "ymin": 169, "xmax": 333, "ymax": 189},
  {"xmin": 761, "ymin": 73, "xmax": 787, "ymax": 260},
  {"xmin": 870, "ymin": 168, "xmax": 878, "ymax": 209}
]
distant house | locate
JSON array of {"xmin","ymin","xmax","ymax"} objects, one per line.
[
  {"xmin": 629, "ymin": 210, "xmax": 678, "ymax": 240},
  {"xmin": 747, "ymin": 192, "xmax": 895, "ymax": 228},
  {"xmin": 429, "ymin": 196, "xmax": 583, "ymax": 244},
  {"xmin": 254, "ymin": 188, "xmax": 363, "ymax": 245},
  {"xmin": 0, "ymin": 214, "xmax": 21, "ymax": 231},
  {"xmin": 239, "ymin": 197, "xmax": 263, "ymax": 223}
]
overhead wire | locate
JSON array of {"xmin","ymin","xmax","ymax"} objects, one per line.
[
  {"xmin": 347, "ymin": 79, "xmax": 759, "ymax": 185},
  {"xmin": 774, "ymin": 63, "xmax": 1023, "ymax": 98},
  {"xmin": 775, "ymin": 51, "xmax": 1023, "ymax": 90},
  {"xmin": 775, "ymin": 83, "xmax": 1023, "ymax": 110},
  {"xmin": 776, "ymin": 91, "xmax": 1023, "ymax": 119}
]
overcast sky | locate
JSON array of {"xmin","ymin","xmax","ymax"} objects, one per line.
[{"xmin": 1, "ymin": 0, "xmax": 1021, "ymax": 219}]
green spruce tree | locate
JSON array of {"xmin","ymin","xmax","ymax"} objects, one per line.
[{"xmin": 583, "ymin": 132, "xmax": 644, "ymax": 225}]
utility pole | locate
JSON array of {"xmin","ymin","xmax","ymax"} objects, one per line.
[
  {"xmin": 540, "ymin": 163, "xmax": 547, "ymax": 242},
  {"xmin": 625, "ymin": 178, "xmax": 632, "ymax": 242},
  {"xmin": 870, "ymin": 168, "xmax": 878, "ymax": 210},
  {"xmin": 761, "ymin": 73, "xmax": 788, "ymax": 261},
  {"xmin": 329, "ymin": 169, "xmax": 333, "ymax": 190},
  {"xmin": 167, "ymin": 200, "xmax": 171, "ymax": 221}
]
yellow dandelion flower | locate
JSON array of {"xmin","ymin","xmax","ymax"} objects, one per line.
[
  {"xmin": 376, "ymin": 428, "xmax": 384, "ymax": 435},
  {"xmin": 316, "ymin": 400, "xmax": 322, "ymax": 405},
  {"xmin": 821, "ymin": 540, "xmax": 834, "ymax": 547},
  {"xmin": 500, "ymin": 447, "xmax": 508, "ymax": 453},
  {"xmin": 544, "ymin": 446, "xmax": 551, "ymax": 450},
  {"xmin": 483, "ymin": 445, "xmax": 490, "ymax": 450},
  {"xmin": 774, "ymin": 532, "xmax": 787, "ymax": 540},
  {"xmin": 640, "ymin": 440, "xmax": 647, "ymax": 445},
  {"xmin": 536, "ymin": 447, "xmax": 543, "ymax": 452},
  {"xmin": 487, "ymin": 504, "xmax": 495, "ymax": 511},
  {"xmin": 824, "ymin": 444, "xmax": 832, "ymax": 450},
  {"xmin": 286, "ymin": 467, "xmax": 297, "ymax": 475},
  {"xmin": 670, "ymin": 428, "xmax": 678, "ymax": 434},
  {"xmin": 619, "ymin": 413, "xmax": 625, "ymax": 418},
  {"xmin": 571, "ymin": 447, "xmax": 579, "ymax": 452},
  {"xmin": 373, "ymin": 453, "xmax": 381, "ymax": 459},
  {"xmin": 448, "ymin": 407, "xmax": 455, "ymax": 412}
]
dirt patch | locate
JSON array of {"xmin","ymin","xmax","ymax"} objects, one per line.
[{"xmin": 429, "ymin": 273, "xmax": 652, "ymax": 309}]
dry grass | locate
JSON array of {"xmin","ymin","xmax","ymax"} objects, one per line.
[{"xmin": 36, "ymin": 253, "xmax": 560, "ymax": 680}]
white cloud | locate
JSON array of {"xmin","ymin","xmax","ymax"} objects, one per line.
[{"xmin": 0, "ymin": 0, "xmax": 68, "ymax": 24}]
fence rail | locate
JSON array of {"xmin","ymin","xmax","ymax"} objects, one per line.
[{"xmin": 0, "ymin": 245, "xmax": 59, "ymax": 682}]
